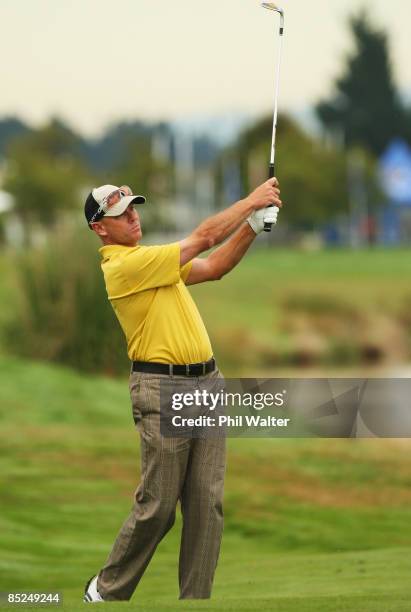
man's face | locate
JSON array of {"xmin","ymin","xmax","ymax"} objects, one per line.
[{"xmin": 93, "ymin": 204, "xmax": 142, "ymax": 246}]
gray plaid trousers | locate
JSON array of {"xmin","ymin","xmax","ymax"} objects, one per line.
[{"xmin": 97, "ymin": 368, "xmax": 226, "ymax": 601}]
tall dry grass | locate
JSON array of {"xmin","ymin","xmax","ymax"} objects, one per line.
[{"xmin": 4, "ymin": 226, "xmax": 128, "ymax": 374}]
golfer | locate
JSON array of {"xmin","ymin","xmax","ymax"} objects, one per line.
[{"xmin": 83, "ymin": 178, "xmax": 282, "ymax": 602}]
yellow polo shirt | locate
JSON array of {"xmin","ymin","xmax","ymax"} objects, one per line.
[{"xmin": 99, "ymin": 242, "xmax": 213, "ymax": 364}]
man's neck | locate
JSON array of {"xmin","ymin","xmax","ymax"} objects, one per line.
[{"xmin": 101, "ymin": 238, "xmax": 139, "ymax": 247}]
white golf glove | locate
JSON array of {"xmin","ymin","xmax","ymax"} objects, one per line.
[{"xmin": 247, "ymin": 206, "xmax": 279, "ymax": 235}]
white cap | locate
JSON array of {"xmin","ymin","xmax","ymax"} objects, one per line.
[{"xmin": 91, "ymin": 185, "xmax": 146, "ymax": 218}]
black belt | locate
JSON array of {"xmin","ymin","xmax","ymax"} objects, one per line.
[{"xmin": 132, "ymin": 357, "xmax": 216, "ymax": 377}]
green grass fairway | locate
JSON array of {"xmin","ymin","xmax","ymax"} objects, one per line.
[
  {"xmin": 189, "ymin": 247, "xmax": 411, "ymax": 374},
  {"xmin": 191, "ymin": 246, "xmax": 411, "ymax": 329},
  {"xmin": 1, "ymin": 355, "xmax": 411, "ymax": 611}
]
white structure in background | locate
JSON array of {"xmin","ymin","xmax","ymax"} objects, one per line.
[
  {"xmin": 173, "ymin": 130, "xmax": 198, "ymax": 232},
  {"xmin": 0, "ymin": 190, "xmax": 13, "ymax": 214},
  {"xmin": 0, "ymin": 190, "xmax": 47, "ymax": 247},
  {"xmin": 149, "ymin": 128, "xmax": 214, "ymax": 244},
  {"xmin": 151, "ymin": 130, "xmax": 172, "ymax": 164},
  {"xmin": 194, "ymin": 171, "xmax": 214, "ymax": 221},
  {"xmin": 0, "ymin": 190, "xmax": 26, "ymax": 246},
  {"xmin": 171, "ymin": 113, "xmax": 251, "ymax": 232}
]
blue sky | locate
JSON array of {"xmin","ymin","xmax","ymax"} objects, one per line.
[{"xmin": 0, "ymin": 0, "xmax": 410, "ymax": 136}]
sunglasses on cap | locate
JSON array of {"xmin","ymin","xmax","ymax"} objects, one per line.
[{"xmin": 89, "ymin": 187, "xmax": 132, "ymax": 225}]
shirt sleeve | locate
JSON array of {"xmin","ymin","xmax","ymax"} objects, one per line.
[
  {"xmin": 180, "ymin": 260, "xmax": 193, "ymax": 284},
  {"xmin": 121, "ymin": 243, "xmax": 181, "ymax": 292}
]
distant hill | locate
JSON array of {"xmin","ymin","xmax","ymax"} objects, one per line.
[
  {"xmin": 0, "ymin": 117, "xmax": 31, "ymax": 158},
  {"xmin": 0, "ymin": 115, "xmax": 220, "ymax": 173}
]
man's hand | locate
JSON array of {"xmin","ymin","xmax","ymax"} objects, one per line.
[
  {"xmin": 247, "ymin": 207, "xmax": 279, "ymax": 235},
  {"xmin": 247, "ymin": 178, "xmax": 282, "ymax": 210},
  {"xmin": 180, "ymin": 177, "xmax": 282, "ymax": 265}
]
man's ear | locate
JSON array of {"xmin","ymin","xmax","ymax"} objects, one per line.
[{"xmin": 91, "ymin": 221, "xmax": 107, "ymax": 237}]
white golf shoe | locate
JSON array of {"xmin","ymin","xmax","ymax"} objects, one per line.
[{"xmin": 83, "ymin": 575, "xmax": 104, "ymax": 603}]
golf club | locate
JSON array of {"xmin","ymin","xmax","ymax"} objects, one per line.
[{"xmin": 261, "ymin": 2, "xmax": 285, "ymax": 232}]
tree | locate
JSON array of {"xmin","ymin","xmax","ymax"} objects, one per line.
[
  {"xmin": 105, "ymin": 125, "xmax": 176, "ymax": 232},
  {"xmin": 216, "ymin": 115, "xmax": 349, "ymax": 228},
  {"xmin": 3, "ymin": 119, "xmax": 89, "ymax": 242},
  {"xmin": 316, "ymin": 10, "xmax": 406, "ymax": 156}
]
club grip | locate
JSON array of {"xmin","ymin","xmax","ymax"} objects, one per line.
[{"xmin": 264, "ymin": 164, "xmax": 275, "ymax": 233}]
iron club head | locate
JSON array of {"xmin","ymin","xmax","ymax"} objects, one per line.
[{"xmin": 261, "ymin": 2, "xmax": 284, "ymax": 17}]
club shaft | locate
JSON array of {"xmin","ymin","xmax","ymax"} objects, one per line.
[
  {"xmin": 264, "ymin": 13, "xmax": 285, "ymax": 233},
  {"xmin": 270, "ymin": 23, "xmax": 284, "ymax": 166}
]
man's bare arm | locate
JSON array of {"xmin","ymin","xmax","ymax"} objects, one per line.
[
  {"xmin": 179, "ymin": 178, "xmax": 281, "ymax": 265},
  {"xmin": 186, "ymin": 222, "xmax": 257, "ymax": 285}
]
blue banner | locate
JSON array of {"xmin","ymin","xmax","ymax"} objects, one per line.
[{"xmin": 379, "ymin": 139, "xmax": 411, "ymax": 205}]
